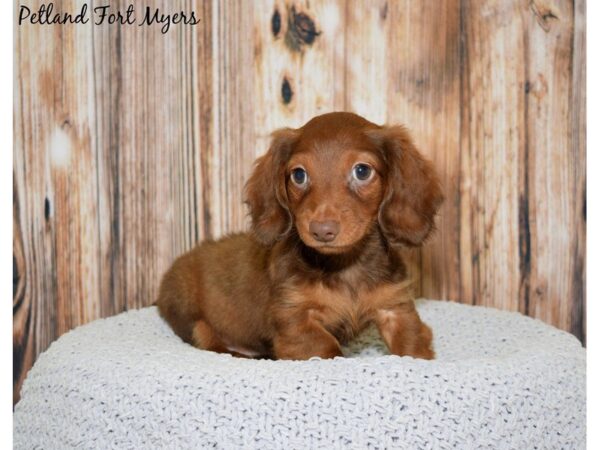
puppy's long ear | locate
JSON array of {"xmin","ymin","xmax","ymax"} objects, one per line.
[
  {"xmin": 367, "ymin": 126, "xmax": 444, "ymax": 247},
  {"xmin": 244, "ymin": 128, "xmax": 299, "ymax": 245}
]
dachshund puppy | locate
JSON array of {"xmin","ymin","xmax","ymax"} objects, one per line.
[{"xmin": 157, "ymin": 112, "xmax": 443, "ymax": 360}]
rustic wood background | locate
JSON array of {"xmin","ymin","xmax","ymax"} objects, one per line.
[{"xmin": 14, "ymin": 0, "xmax": 586, "ymax": 403}]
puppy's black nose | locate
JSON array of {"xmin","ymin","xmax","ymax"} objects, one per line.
[{"xmin": 309, "ymin": 221, "xmax": 340, "ymax": 243}]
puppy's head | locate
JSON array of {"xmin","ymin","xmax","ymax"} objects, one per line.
[{"xmin": 245, "ymin": 112, "xmax": 444, "ymax": 252}]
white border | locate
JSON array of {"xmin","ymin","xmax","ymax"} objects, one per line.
[{"xmin": 4, "ymin": 1, "xmax": 592, "ymax": 448}]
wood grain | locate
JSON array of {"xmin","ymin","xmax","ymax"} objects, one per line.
[
  {"xmin": 524, "ymin": 0, "xmax": 580, "ymax": 335},
  {"xmin": 461, "ymin": 0, "xmax": 525, "ymax": 312},
  {"xmin": 570, "ymin": 0, "xmax": 586, "ymax": 342},
  {"xmin": 253, "ymin": 0, "xmax": 346, "ymax": 151},
  {"xmin": 459, "ymin": 0, "xmax": 585, "ymax": 338},
  {"xmin": 14, "ymin": 0, "xmax": 586, "ymax": 403},
  {"xmin": 383, "ymin": 0, "xmax": 462, "ymax": 300}
]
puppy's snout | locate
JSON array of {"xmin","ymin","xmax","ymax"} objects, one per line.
[{"xmin": 309, "ymin": 221, "xmax": 340, "ymax": 243}]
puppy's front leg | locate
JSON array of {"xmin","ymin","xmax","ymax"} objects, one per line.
[
  {"xmin": 375, "ymin": 301, "xmax": 434, "ymax": 360},
  {"xmin": 273, "ymin": 308, "xmax": 343, "ymax": 360}
]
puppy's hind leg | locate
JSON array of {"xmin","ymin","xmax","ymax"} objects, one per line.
[{"xmin": 191, "ymin": 320, "xmax": 251, "ymax": 358}]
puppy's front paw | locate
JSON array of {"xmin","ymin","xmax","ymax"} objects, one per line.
[
  {"xmin": 406, "ymin": 322, "xmax": 434, "ymax": 360},
  {"xmin": 376, "ymin": 306, "xmax": 435, "ymax": 360}
]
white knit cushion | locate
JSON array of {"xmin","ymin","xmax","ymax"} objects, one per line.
[{"xmin": 14, "ymin": 300, "xmax": 585, "ymax": 449}]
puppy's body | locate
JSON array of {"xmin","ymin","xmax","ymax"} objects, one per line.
[
  {"xmin": 159, "ymin": 234, "xmax": 273, "ymax": 357},
  {"xmin": 158, "ymin": 229, "xmax": 428, "ymax": 359},
  {"xmin": 158, "ymin": 112, "xmax": 443, "ymax": 360}
]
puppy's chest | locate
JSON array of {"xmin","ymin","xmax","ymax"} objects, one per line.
[{"xmin": 297, "ymin": 280, "xmax": 413, "ymax": 343}]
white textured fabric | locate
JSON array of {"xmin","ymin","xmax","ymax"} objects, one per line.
[{"xmin": 14, "ymin": 300, "xmax": 585, "ymax": 449}]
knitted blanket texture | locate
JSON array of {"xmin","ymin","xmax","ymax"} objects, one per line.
[{"xmin": 14, "ymin": 300, "xmax": 585, "ymax": 449}]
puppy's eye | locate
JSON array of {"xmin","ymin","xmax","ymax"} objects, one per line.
[
  {"xmin": 291, "ymin": 167, "xmax": 308, "ymax": 187},
  {"xmin": 352, "ymin": 163, "xmax": 374, "ymax": 182}
]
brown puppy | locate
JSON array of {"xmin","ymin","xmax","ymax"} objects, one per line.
[{"xmin": 157, "ymin": 112, "xmax": 444, "ymax": 360}]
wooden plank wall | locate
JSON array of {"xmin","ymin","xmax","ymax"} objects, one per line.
[{"xmin": 14, "ymin": 0, "xmax": 586, "ymax": 402}]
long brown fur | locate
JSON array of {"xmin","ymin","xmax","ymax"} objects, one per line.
[{"xmin": 157, "ymin": 112, "xmax": 444, "ymax": 360}]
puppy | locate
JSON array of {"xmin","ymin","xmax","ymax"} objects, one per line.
[{"xmin": 157, "ymin": 112, "xmax": 444, "ymax": 360}]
